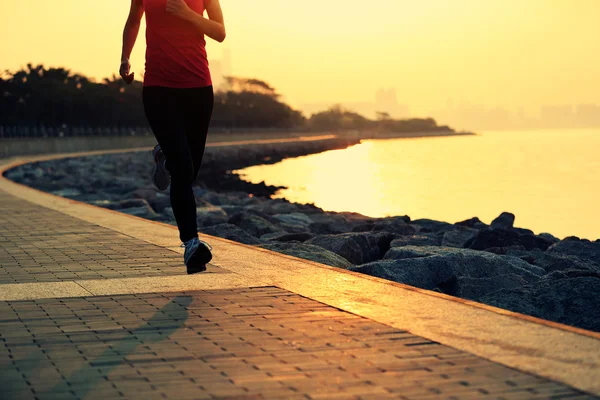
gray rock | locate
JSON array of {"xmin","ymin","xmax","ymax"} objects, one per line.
[
  {"xmin": 538, "ymin": 233, "xmax": 560, "ymax": 244},
  {"xmin": 260, "ymin": 232, "xmax": 315, "ymax": 242},
  {"xmin": 455, "ymin": 217, "xmax": 488, "ymax": 230},
  {"xmin": 306, "ymin": 232, "xmax": 395, "ymax": 265},
  {"xmin": 382, "ymin": 246, "xmax": 545, "ymax": 282},
  {"xmin": 468, "ymin": 228, "xmax": 553, "ymax": 251},
  {"xmin": 442, "ymin": 227, "xmax": 478, "ymax": 248},
  {"xmin": 148, "ymin": 193, "xmax": 171, "ymax": 213},
  {"xmin": 228, "ymin": 212, "xmax": 282, "ymax": 237},
  {"xmin": 457, "ymin": 274, "xmax": 528, "ymax": 301},
  {"xmin": 196, "ymin": 206, "xmax": 229, "ymax": 227},
  {"xmin": 372, "ymin": 217, "xmax": 418, "ymax": 235},
  {"xmin": 119, "ymin": 205, "xmax": 159, "ymax": 219},
  {"xmin": 490, "ymin": 212, "xmax": 515, "ymax": 230},
  {"xmin": 51, "ymin": 188, "xmax": 82, "ymax": 197},
  {"xmin": 548, "ymin": 237, "xmax": 600, "ymax": 265},
  {"xmin": 350, "ymin": 258, "xmax": 456, "ymax": 291},
  {"xmin": 199, "ymin": 223, "xmax": 263, "ymax": 245},
  {"xmin": 258, "ymin": 243, "xmax": 353, "ymax": 269},
  {"xmin": 272, "ymin": 213, "xmax": 313, "ymax": 232},
  {"xmin": 506, "ymin": 249, "xmax": 600, "ymax": 273},
  {"xmin": 104, "ymin": 198, "xmax": 152, "ymax": 210},
  {"xmin": 483, "ymin": 245, "xmax": 527, "ymax": 255},
  {"xmin": 481, "ymin": 276, "xmax": 600, "ymax": 332},
  {"xmin": 411, "ymin": 219, "xmax": 454, "ymax": 233},
  {"xmin": 308, "ymin": 221, "xmax": 352, "ymax": 235},
  {"xmin": 389, "ymin": 234, "xmax": 442, "ymax": 247}
]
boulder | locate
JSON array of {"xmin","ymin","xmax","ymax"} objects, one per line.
[
  {"xmin": 441, "ymin": 227, "xmax": 478, "ymax": 248},
  {"xmin": 411, "ymin": 219, "xmax": 454, "ymax": 233},
  {"xmin": 272, "ymin": 213, "xmax": 313, "ymax": 233},
  {"xmin": 119, "ymin": 205, "xmax": 159, "ymax": 219},
  {"xmin": 481, "ymin": 276, "xmax": 600, "ymax": 332},
  {"xmin": 468, "ymin": 228, "xmax": 553, "ymax": 251},
  {"xmin": 457, "ymin": 274, "xmax": 528, "ymax": 301},
  {"xmin": 147, "ymin": 193, "xmax": 171, "ymax": 213},
  {"xmin": 199, "ymin": 223, "xmax": 262, "ymax": 245},
  {"xmin": 548, "ymin": 237, "xmax": 600, "ymax": 265},
  {"xmin": 382, "ymin": 246, "xmax": 545, "ymax": 283},
  {"xmin": 196, "ymin": 206, "xmax": 229, "ymax": 227},
  {"xmin": 260, "ymin": 232, "xmax": 315, "ymax": 243},
  {"xmin": 372, "ymin": 217, "xmax": 418, "ymax": 235},
  {"xmin": 455, "ymin": 217, "xmax": 488, "ymax": 230},
  {"xmin": 258, "ymin": 243, "xmax": 353, "ymax": 269},
  {"xmin": 306, "ymin": 232, "xmax": 395, "ymax": 265},
  {"xmin": 350, "ymin": 258, "xmax": 456, "ymax": 291},
  {"xmin": 483, "ymin": 245, "xmax": 526, "ymax": 255},
  {"xmin": 506, "ymin": 249, "xmax": 599, "ymax": 273},
  {"xmin": 389, "ymin": 234, "xmax": 442, "ymax": 247},
  {"xmin": 538, "ymin": 233, "xmax": 560, "ymax": 244},
  {"xmin": 490, "ymin": 212, "xmax": 515, "ymax": 230},
  {"xmin": 228, "ymin": 212, "xmax": 282, "ymax": 237}
]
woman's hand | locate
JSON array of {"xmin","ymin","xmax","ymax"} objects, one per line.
[
  {"xmin": 120, "ymin": 60, "xmax": 135, "ymax": 84},
  {"xmin": 166, "ymin": 0, "xmax": 192, "ymax": 20}
]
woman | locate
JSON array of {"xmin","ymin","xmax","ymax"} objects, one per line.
[{"xmin": 120, "ymin": 0, "xmax": 226, "ymax": 274}]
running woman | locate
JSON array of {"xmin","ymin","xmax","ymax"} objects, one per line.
[{"xmin": 120, "ymin": 0, "xmax": 226, "ymax": 273}]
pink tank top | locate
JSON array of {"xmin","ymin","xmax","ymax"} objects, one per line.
[{"xmin": 142, "ymin": 0, "xmax": 212, "ymax": 88}]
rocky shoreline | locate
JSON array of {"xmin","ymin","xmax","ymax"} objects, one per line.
[{"xmin": 4, "ymin": 137, "xmax": 600, "ymax": 333}]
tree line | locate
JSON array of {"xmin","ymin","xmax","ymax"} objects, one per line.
[{"xmin": 0, "ymin": 64, "xmax": 453, "ymax": 134}]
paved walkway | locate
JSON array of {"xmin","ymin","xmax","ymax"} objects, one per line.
[{"xmin": 1, "ymin": 156, "xmax": 599, "ymax": 399}]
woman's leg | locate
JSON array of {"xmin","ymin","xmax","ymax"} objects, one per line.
[
  {"xmin": 177, "ymin": 86, "xmax": 214, "ymax": 179},
  {"xmin": 142, "ymin": 86, "xmax": 198, "ymax": 243}
]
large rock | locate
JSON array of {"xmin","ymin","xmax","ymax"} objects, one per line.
[
  {"xmin": 272, "ymin": 213, "xmax": 313, "ymax": 233},
  {"xmin": 228, "ymin": 212, "xmax": 282, "ymax": 237},
  {"xmin": 457, "ymin": 274, "xmax": 528, "ymax": 301},
  {"xmin": 199, "ymin": 223, "xmax": 263, "ymax": 245},
  {"xmin": 306, "ymin": 232, "xmax": 395, "ymax": 265},
  {"xmin": 196, "ymin": 206, "xmax": 229, "ymax": 227},
  {"xmin": 102, "ymin": 198, "xmax": 152, "ymax": 211},
  {"xmin": 148, "ymin": 193, "xmax": 171, "ymax": 213},
  {"xmin": 260, "ymin": 232, "xmax": 315, "ymax": 243},
  {"xmin": 258, "ymin": 243, "xmax": 353, "ymax": 269},
  {"xmin": 468, "ymin": 228, "xmax": 553, "ymax": 251},
  {"xmin": 389, "ymin": 234, "xmax": 442, "ymax": 247},
  {"xmin": 119, "ymin": 205, "xmax": 159, "ymax": 219},
  {"xmin": 382, "ymin": 246, "xmax": 544, "ymax": 284},
  {"xmin": 481, "ymin": 276, "xmax": 600, "ymax": 332},
  {"xmin": 455, "ymin": 217, "xmax": 488, "ymax": 230},
  {"xmin": 506, "ymin": 249, "xmax": 599, "ymax": 273},
  {"xmin": 490, "ymin": 212, "xmax": 515, "ymax": 230},
  {"xmin": 350, "ymin": 258, "xmax": 456, "ymax": 291},
  {"xmin": 548, "ymin": 237, "xmax": 600, "ymax": 265},
  {"xmin": 441, "ymin": 227, "xmax": 478, "ymax": 248},
  {"xmin": 372, "ymin": 217, "xmax": 418, "ymax": 235},
  {"xmin": 411, "ymin": 219, "xmax": 454, "ymax": 233}
]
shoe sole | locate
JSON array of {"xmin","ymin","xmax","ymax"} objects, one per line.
[
  {"xmin": 186, "ymin": 246, "xmax": 213, "ymax": 274},
  {"xmin": 152, "ymin": 163, "xmax": 170, "ymax": 191}
]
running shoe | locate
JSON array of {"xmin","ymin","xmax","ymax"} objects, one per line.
[
  {"xmin": 181, "ymin": 237, "xmax": 213, "ymax": 274},
  {"xmin": 151, "ymin": 144, "xmax": 170, "ymax": 191}
]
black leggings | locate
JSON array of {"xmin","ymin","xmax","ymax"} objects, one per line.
[{"xmin": 142, "ymin": 85, "xmax": 214, "ymax": 243}]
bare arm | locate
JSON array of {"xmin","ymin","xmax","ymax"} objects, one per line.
[
  {"xmin": 120, "ymin": 0, "xmax": 144, "ymax": 83},
  {"xmin": 166, "ymin": 0, "xmax": 226, "ymax": 43}
]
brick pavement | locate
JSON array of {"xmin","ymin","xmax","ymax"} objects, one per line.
[
  {"xmin": 0, "ymin": 181, "xmax": 598, "ymax": 399},
  {"xmin": 1, "ymin": 287, "xmax": 596, "ymax": 400},
  {"xmin": 0, "ymin": 191, "xmax": 188, "ymax": 283}
]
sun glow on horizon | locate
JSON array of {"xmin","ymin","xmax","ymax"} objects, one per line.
[{"xmin": 1, "ymin": 0, "xmax": 599, "ymax": 123}]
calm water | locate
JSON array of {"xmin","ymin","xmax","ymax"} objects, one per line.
[{"xmin": 236, "ymin": 129, "xmax": 600, "ymax": 240}]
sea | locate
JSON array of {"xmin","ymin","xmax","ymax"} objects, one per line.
[{"xmin": 235, "ymin": 129, "xmax": 600, "ymax": 240}]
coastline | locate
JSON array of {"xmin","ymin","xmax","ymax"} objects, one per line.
[{"xmin": 3, "ymin": 134, "xmax": 600, "ymax": 333}]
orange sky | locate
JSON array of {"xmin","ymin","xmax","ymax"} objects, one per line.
[{"xmin": 1, "ymin": 0, "xmax": 599, "ymax": 119}]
